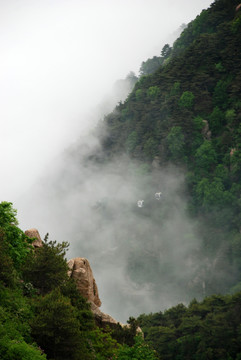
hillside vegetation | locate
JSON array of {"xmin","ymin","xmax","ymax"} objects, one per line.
[
  {"xmin": 100, "ymin": 0, "xmax": 241, "ymax": 297},
  {"xmin": 2, "ymin": 0, "xmax": 241, "ymax": 359},
  {"xmin": 0, "ymin": 202, "xmax": 157, "ymax": 359}
]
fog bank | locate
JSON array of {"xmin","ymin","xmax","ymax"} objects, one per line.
[{"xmin": 1, "ymin": 0, "xmax": 213, "ymax": 200}]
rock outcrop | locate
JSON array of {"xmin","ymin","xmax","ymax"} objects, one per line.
[
  {"xmin": 67, "ymin": 257, "xmax": 124, "ymax": 327},
  {"xmin": 25, "ymin": 228, "xmax": 43, "ymax": 248},
  {"xmin": 25, "ymin": 229, "xmax": 138, "ymax": 330},
  {"xmin": 202, "ymin": 120, "xmax": 211, "ymax": 140},
  {"xmin": 67, "ymin": 257, "xmax": 101, "ymax": 307}
]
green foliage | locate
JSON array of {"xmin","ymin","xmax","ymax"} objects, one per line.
[
  {"xmin": 60, "ymin": 278, "xmax": 94, "ymax": 331},
  {"xmin": 167, "ymin": 126, "xmax": 185, "ymax": 160},
  {"xmin": 143, "ymin": 137, "xmax": 158, "ymax": 159},
  {"xmin": 125, "ymin": 131, "xmax": 138, "ymax": 153},
  {"xmin": 99, "ymin": 0, "xmax": 241, "ymax": 308},
  {"xmin": 0, "ymin": 285, "xmax": 46, "ymax": 360},
  {"xmin": 22, "ymin": 234, "xmax": 69, "ymax": 295},
  {"xmin": 139, "ymin": 57, "xmax": 163, "ymax": 76},
  {"xmin": 147, "ymin": 86, "xmax": 160, "ymax": 101},
  {"xmin": 0, "ymin": 202, "xmax": 33, "ymax": 271},
  {"xmin": 225, "ymin": 108, "xmax": 236, "ymax": 124},
  {"xmin": 213, "ymin": 79, "xmax": 230, "ymax": 110},
  {"xmin": 161, "ymin": 44, "xmax": 172, "ymax": 59},
  {"xmin": 0, "ymin": 338, "xmax": 46, "ymax": 360},
  {"xmin": 135, "ymin": 89, "xmax": 144, "ymax": 101},
  {"xmin": 194, "ymin": 140, "xmax": 217, "ymax": 175},
  {"xmin": 87, "ymin": 328, "xmax": 118, "ymax": 360},
  {"xmin": 208, "ymin": 106, "xmax": 225, "ymax": 135},
  {"xmin": 194, "ymin": 177, "xmax": 233, "ymax": 211},
  {"xmin": 113, "ymin": 317, "xmax": 140, "ymax": 347},
  {"xmin": 215, "ymin": 61, "xmax": 225, "ymax": 73},
  {"xmin": 231, "ymin": 14, "xmax": 241, "ymax": 33},
  {"xmin": 138, "ymin": 292, "xmax": 241, "ymax": 359},
  {"xmin": 179, "ymin": 91, "xmax": 195, "ymax": 109},
  {"xmin": 31, "ymin": 289, "xmax": 88, "ymax": 360},
  {"xmin": 3, "ymin": 2, "xmax": 241, "ymax": 359},
  {"xmin": 169, "ymin": 81, "xmax": 181, "ymax": 97},
  {"xmin": 0, "ymin": 213, "xmax": 120, "ymax": 360},
  {"xmin": 115, "ymin": 335, "xmax": 158, "ymax": 360},
  {"xmin": 0, "ymin": 233, "xmax": 15, "ymax": 286}
]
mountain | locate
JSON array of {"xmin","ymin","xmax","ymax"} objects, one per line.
[
  {"xmin": 17, "ymin": 0, "xmax": 241, "ymax": 322},
  {"xmin": 2, "ymin": 0, "xmax": 241, "ymax": 358},
  {"xmin": 98, "ymin": 0, "xmax": 241, "ymax": 297}
]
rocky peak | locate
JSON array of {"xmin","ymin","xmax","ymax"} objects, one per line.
[
  {"xmin": 67, "ymin": 257, "xmax": 101, "ymax": 307},
  {"xmin": 25, "ymin": 228, "xmax": 43, "ymax": 248},
  {"xmin": 67, "ymin": 257, "xmax": 121, "ymax": 327}
]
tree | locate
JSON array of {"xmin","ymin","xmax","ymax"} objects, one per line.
[
  {"xmin": 0, "ymin": 202, "xmax": 33, "ymax": 270},
  {"xmin": 208, "ymin": 106, "xmax": 225, "ymax": 135},
  {"xmin": 169, "ymin": 81, "xmax": 181, "ymax": 97},
  {"xmin": 31, "ymin": 289, "xmax": 90, "ymax": 360},
  {"xmin": 125, "ymin": 131, "xmax": 138, "ymax": 153},
  {"xmin": 115, "ymin": 336, "xmax": 158, "ymax": 360},
  {"xmin": 139, "ymin": 57, "xmax": 163, "ymax": 76},
  {"xmin": 135, "ymin": 89, "xmax": 144, "ymax": 101},
  {"xmin": 0, "ymin": 232, "xmax": 15, "ymax": 286},
  {"xmin": 87, "ymin": 328, "xmax": 118, "ymax": 360},
  {"xmin": 0, "ymin": 284, "xmax": 47, "ymax": 360},
  {"xmin": 143, "ymin": 137, "xmax": 158, "ymax": 159},
  {"xmin": 147, "ymin": 86, "xmax": 160, "ymax": 101},
  {"xmin": 22, "ymin": 234, "xmax": 69, "ymax": 295},
  {"xmin": 167, "ymin": 126, "xmax": 185, "ymax": 160},
  {"xmin": 194, "ymin": 140, "xmax": 217, "ymax": 175},
  {"xmin": 213, "ymin": 79, "xmax": 230, "ymax": 110},
  {"xmin": 179, "ymin": 91, "xmax": 195, "ymax": 109},
  {"xmin": 161, "ymin": 44, "xmax": 172, "ymax": 59}
]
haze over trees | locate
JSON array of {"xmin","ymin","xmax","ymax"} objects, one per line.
[
  {"xmin": 101, "ymin": 0, "xmax": 241, "ymax": 301},
  {"xmin": 2, "ymin": 0, "xmax": 241, "ymax": 358}
]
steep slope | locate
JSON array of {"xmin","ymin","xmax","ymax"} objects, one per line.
[
  {"xmin": 99, "ymin": 0, "xmax": 241, "ymax": 295},
  {"xmin": 17, "ymin": 0, "xmax": 241, "ymax": 322}
]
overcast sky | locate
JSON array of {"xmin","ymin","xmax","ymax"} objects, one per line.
[{"xmin": 0, "ymin": 0, "xmax": 213, "ymax": 201}]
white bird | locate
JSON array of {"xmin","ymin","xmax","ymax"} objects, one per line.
[
  {"xmin": 137, "ymin": 200, "xmax": 144, "ymax": 208},
  {"xmin": 155, "ymin": 192, "xmax": 162, "ymax": 200}
]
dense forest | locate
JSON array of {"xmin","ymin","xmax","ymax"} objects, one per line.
[
  {"xmin": 0, "ymin": 201, "xmax": 157, "ymax": 359},
  {"xmin": 100, "ymin": 0, "xmax": 241, "ymax": 297},
  {"xmin": 2, "ymin": 0, "xmax": 241, "ymax": 358}
]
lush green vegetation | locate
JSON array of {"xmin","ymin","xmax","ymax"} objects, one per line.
[
  {"xmin": 138, "ymin": 292, "xmax": 241, "ymax": 359},
  {"xmin": 0, "ymin": 202, "xmax": 157, "ymax": 359},
  {"xmin": 100, "ymin": 0, "xmax": 241, "ymax": 298},
  {"xmin": 2, "ymin": 0, "xmax": 241, "ymax": 358}
]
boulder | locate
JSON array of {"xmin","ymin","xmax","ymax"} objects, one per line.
[
  {"xmin": 67, "ymin": 257, "xmax": 101, "ymax": 307},
  {"xmin": 25, "ymin": 228, "xmax": 43, "ymax": 248}
]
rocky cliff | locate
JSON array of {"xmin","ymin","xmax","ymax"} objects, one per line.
[{"xmin": 25, "ymin": 229, "xmax": 123, "ymax": 327}]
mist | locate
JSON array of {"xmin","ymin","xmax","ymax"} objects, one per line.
[
  {"xmin": 1, "ymin": 0, "xmax": 215, "ymax": 322},
  {"xmin": 17, "ymin": 133, "xmax": 208, "ymax": 322},
  {"xmin": 1, "ymin": 0, "xmax": 213, "ymax": 199}
]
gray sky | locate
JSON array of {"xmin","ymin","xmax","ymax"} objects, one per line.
[{"xmin": 0, "ymin": 0, "xmax": 213, "ymax": 200}]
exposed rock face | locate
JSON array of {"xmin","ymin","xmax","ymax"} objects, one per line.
[
  {"xmin": 67, "ymin": 257, "xmax": 101, "ymax": 307},
  {"xmin": 90, "ymin": 302, "xmax": 121, "ymax": 327},
  {"xmin": 202, "ymin": 120, "xmax": 212, "ymax": 140},
  {"xmin": 67, "ymin": 257, "xmax": 128, "ymax": 328},
  {"xmin": 25, "ymin": 228, "xmax": 43, "ymax": 248},
  {"xmin": 202, "ymin": 120, "xmax": 211, "ymax": 140},
  {"xmin": 24, "ymin": 229, "xmax": 140, "ymax": 330}
]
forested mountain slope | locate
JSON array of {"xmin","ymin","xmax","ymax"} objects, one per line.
[{"xmin": 99, "ymin": 0, "xmax": 241, "ymax": 295}]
